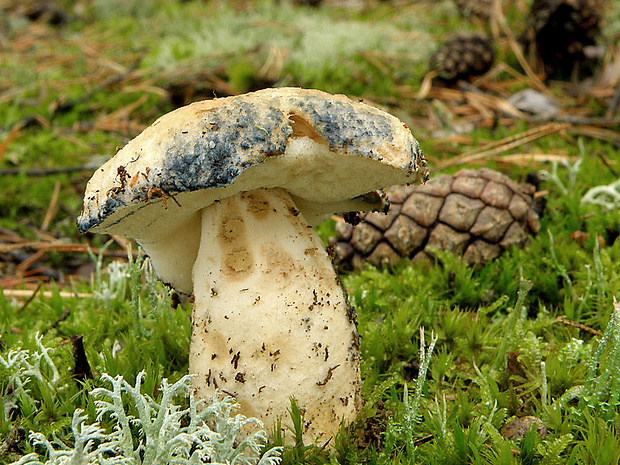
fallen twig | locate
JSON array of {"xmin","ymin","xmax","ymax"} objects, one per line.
[
  {"xmin": 15, "ymin": 249, "xmax": 47, "ymax": 276},
  {"xmin": 413, "ymin": 434, "xmax": 434, "ymax": 446},
  {"xmin": 556, "ymin": 316, "xmax": 603, "ymax": 337},
  {"xmin": 529, "ymin": 115, "xmax": 620, "ymax": 127},
  {"xmin": 0, "ymin": 240, "xmax": 136, "ymax": 257},
  {"xmin": 42, "ymin": 308, "xmax": 71, "ymax": 335},
  {"xmin": 595, "ymin": 151, "xmax": 618, "ymax": 177},
  {"xmin": 570, "ymin": 125, "xmax": 620, "ymax": 148},
  {"xmin": 17, "ymin": 282, "xmax": 42, "ymax": 313},
  {"xmin": 47, "ymin": 57, "xmax": 142, "ymax": 117},
  {"xmin": 0, "ymin": 274, "xmax": 51, "ymax": 288},
  {"xmin": 494, "ymin": 153, "xmax": 576, "ymax": 167},
  {"xmin": 2, "ymin": 288, "xmax": 93, "ymax": 301},
  {"xmin": 0, "ymin": 120, "xmax": 25, "ymax": 161},
  {"xmin": 41, "ymin": 180, "xmax": 62, "ymax": 231},
  {"xmin": 491, "ymin": 0, "xmax": 549, "ymax": 95},
  {"xmin": 431, "ymin": 122, "xmax": 570, "ymax": 172},
  {"xmin": 426, "ymin": 87, "xmax": 524, "ymax": 118}
]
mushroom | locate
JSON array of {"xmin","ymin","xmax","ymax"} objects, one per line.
[{"xmin": 77, "ymin": 87, "xmax": 427, "ymax": 442}]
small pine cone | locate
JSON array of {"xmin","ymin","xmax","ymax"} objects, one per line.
[
  {"xmin": 430, "ymin": 32, "xmax": 495, "ymax": 82},
  {"xmin": 331, "ymin": 169, "xmax": 542, "ymax": 270},
  {"xmin": 521, "ymin": 0, "xmax": 602, "ymax": 78},
  {"xmin": 454, "ymin": 0, "xmax": 493, "ymax": 20}
]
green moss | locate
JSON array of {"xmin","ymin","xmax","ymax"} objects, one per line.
[{"xmin": 2, "ymin": 0, "xmax": 620, "ymax": 462}]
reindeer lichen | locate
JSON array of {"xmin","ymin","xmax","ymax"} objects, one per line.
[
  {"xmin": 12, "ymin": 371, "xmax": 282, "ymax": 465},
  {"xmin": 1, "ymin": 334, "xmax": 60, "ymax": 422}
]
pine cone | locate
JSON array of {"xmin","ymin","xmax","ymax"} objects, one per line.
[
  {"xmin": 521, "ymin": 0, "xmax": 602, "ymax": 79},
  {"xmin": 331, "ymin": 169, "xmax": 542, "ymax": 270},
  {"xmin": 430, "ymin": 32, "xmax": 495, "ymax": 81}
]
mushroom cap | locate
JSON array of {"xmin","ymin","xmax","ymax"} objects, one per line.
[{"xmin": 77, "ymin": 87, "xmax": 427, "ymax": 291}]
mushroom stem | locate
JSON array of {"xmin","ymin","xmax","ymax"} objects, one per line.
[{"xmin": 190, "ymin": 187, "xmax": 361, "ymax": 442}]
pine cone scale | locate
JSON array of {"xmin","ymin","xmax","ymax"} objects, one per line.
[
  {"xmin": 438, "ymin": 194, "xmax": 485, "ymax": 232},
  {"xmin": 427, "ymin": 223, "xmax": 471, "ymax": 255},
  {"xmin": 480, "ymin": 181, "xmax": 513, "ymax": 209},
  {"xmin": 384, "ymin": 215, "xmax": 427, "ymax": 255},
  {"xmin": 401, "ymin": 193, "xmax": 445, "ymax": 228},
  {"xmin": 508, "ymin": 195, "xmax": 529, "ymax": 221},
  {"xmin": 452, "ymin": 175, "xmax": 487, "ymax": 198},
  {"xmin": 470, "ymin": 206, "xmax": 514, "ymax": 242}
]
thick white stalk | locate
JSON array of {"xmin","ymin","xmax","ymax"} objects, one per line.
[{"xmin": 190, "ymin": 188, "xmax": 361, "ymax": 442}]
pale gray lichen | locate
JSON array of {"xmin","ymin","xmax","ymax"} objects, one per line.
[
  {"xmin": 12, "ymin": 372, "xmax": 282, "ymax": 465},
  {"xmin": 1, "ymin": 333, "xmax": 60, "ymax": 421},
  {"xmin": 539, "ymin": 155, "xmax": 583, "ymax": 197},
  {"xmin": 581, "ymin": 178, "xmax": 620, "ymax": 210}
]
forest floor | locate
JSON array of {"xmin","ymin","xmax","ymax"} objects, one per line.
[{"xmin": 1, "ymin": 1, "xmax": 620, "ymax": 464}]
